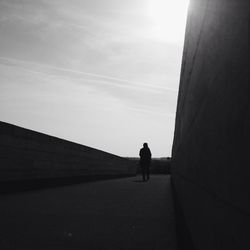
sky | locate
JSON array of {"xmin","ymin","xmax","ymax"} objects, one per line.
[{"xmin": 0, "ymin": 0, "xmax": 189, "ymax": 157}]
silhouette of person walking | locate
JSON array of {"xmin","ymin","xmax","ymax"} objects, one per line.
[{"xmin": 139, "ymin": 143, "xmax": 151, "ymax": 181}]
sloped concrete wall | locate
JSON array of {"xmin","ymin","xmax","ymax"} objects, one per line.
[
  {"xmin": 0, "ymin": 121, "xmax": 136, "ymax": 182},
  {"xmin": 172, "ymin": 0, "xmax": 250, "ymax": 249}
]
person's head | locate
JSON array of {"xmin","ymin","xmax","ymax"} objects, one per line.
[{"xmin": 143, "ymin": 143, "xmax": 148, "ymax": 148}]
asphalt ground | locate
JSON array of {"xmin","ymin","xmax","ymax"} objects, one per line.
[{"xmin": 0, "ymin": 175, "xmax": 176, "ymax": 250}]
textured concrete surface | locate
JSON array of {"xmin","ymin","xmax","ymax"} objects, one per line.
[
  {"xmin": 0, "ymin": 175, "xmax": 176, "ymax": 250},
  {"xmin": 0, "ymin": 121, "xmax": 136, "ymax": 182},
  {"xmin": 172, "ymin": 0, "xmax": 250, "ymax": 249}
]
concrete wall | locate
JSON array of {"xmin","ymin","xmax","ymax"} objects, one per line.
[
  {"xmin": 172, "ymin": 0, "xmax": 250, "ymax": 249},
  {"xmin": 0, "ymin": 121, "xmax": 136, "ymax": 183}
]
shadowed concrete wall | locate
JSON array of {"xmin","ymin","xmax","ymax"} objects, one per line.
[
  {"xmin": 172, "ymin": 0, "xmax": 250, "ymax": 249},
  {"xmin": 0, "ymin": 121, "xmax": 136, "ymax": 182}
]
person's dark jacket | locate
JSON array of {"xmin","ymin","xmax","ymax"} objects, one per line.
[{"xmin": 139, "ymin": 147, "xmax": 151, "ymax": 165}]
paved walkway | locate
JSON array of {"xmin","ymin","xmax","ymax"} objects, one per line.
[{"xmin": 0, "ymin": 175, "xmax": 176, "ymax": 250}]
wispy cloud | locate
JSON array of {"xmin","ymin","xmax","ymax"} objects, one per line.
[
  {"xmin": 0, "ymin": 55, "xmax": 177, "ymax": 117},
  {"xmin": 0, "ymin": 56, "xmax": 178, "ymax": 93}
]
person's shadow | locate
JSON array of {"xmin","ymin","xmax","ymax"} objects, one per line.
[{"xmin": 133, "ymin": 180, "xmax": 145, "ymax": 183}]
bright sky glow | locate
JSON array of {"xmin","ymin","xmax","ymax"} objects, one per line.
[
  {"xmin": 0, "ymin": 0, "xmax": 189, "ymax": 157},
  {"xmin": 147, "ymin": 0, "xmax": 189, "ymax": 42}
]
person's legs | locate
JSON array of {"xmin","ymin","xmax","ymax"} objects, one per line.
[
  {"xmin": 141, "ymin": 166, "xmax": 146, "ymax": 181},
  {"xmin": 146, "ymin": 164, "xmax": 150, "ymax": 180}
]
